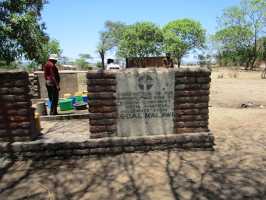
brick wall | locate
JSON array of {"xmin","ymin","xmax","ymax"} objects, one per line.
[
  {"xmin": 87, "ymin": 68, "xmax": 211, "ymax": 139},
  {"xmin": 0, "ymin": 72, "xmax": 39, "ymax": 142},
  {"xmin": 29, "ymin": 73, "xmax": 40, "ymax": 99}
]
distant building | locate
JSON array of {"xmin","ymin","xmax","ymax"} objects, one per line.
[{"xmin": 58, "ymin": 64, "xmax": 77, "ymax": 70}]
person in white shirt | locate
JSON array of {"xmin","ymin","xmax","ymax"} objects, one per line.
[{"xmin": 106, "ymin": 59, "xmax": 121, "ymax": 70}]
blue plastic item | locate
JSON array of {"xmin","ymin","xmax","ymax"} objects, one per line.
[
  {"xmin": 47, "ymin": 100, "xmax": 52, "ymax": 109},
  {"xmin": 68, "ymin": 97, "xmax": 76, "ymax": 105},
  {"xmin": 82, "ymin": 96, "xmax": 88, "ymax": 103}
]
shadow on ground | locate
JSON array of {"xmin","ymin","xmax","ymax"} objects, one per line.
[{"xmin": 0, "ymin": 147, "xmax": 266, "ymax": 200}]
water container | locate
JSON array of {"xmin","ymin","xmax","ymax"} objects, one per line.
[
  {"xmin": 82, "ymin": 96, "xmax": 88, "ymax": 103},
  {"xmin": 59, "ymin": 99, "xmax": 73, "ymax": 111},
  {"xmin": 75, "ymin": 96, "xmax": 83, "ymax": 103}
]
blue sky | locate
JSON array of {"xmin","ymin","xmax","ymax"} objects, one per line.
[{"xmin": 42, "ymin": 0, "xmax": 240, "ymax": 61}]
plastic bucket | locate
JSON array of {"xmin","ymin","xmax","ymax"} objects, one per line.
[
  {"xmin": 68, "ymin": 97, "xmax": 76, "ymax": 105},
  {"xmin": 75, "ymin": 96, "xmax": 83, "ymax": 103},
  {"xmin": 82, "ymin": 96, "xmax": 88, "ymax": 103},
  {"xmin": 59, "ymin": 99, "xmax": 73, "ymax": 111}
]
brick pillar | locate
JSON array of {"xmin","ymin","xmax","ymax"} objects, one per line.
[
  {"xmin": 0, "ymin": 72, "xmax": 39, "ymax": 142},
  {"xmin": 87, "ymin": 71, "xmax": 117, "ymax": 139},
  {"xmin": 174, "ymin": 69, "xmax": 211, "ymax": 134}
]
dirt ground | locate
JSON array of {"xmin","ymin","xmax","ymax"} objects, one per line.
[{"xmin": 1, "ymin": 68, "xmax": 266, "ymax": 200}]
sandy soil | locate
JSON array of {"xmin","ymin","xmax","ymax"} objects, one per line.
[{"xmin": 0, "ymin": 68, "xmax": 266, "ymax": 200}]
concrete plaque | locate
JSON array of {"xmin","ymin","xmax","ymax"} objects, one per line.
[{"xmin": 116, "ymin": 68, "xmax": 175, "ymax": 137}]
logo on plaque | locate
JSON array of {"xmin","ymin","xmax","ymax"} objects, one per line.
[{"xmin": 138, "ymin": 74, "xmax": 154, "ymax": 91}]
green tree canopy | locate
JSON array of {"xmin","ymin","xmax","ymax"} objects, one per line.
[
  {"xmin": 97, "ymin": 21, "xmax": 126, "ymax": 69},
  {"xmin": 40, "ymin": 39, "xmax": 62, "ymax": 64},
  {"xmin": 163, "ymin": 19, "xmax": 206, "ymax": 67},
  {"xmin": 118, "ymin": 22, "xmax": 163, "ymax": 67},
  {"xmin": 0, "ymin": 0, "xmax": 48, "ymax": 64},
  {"xmin": 74, "ymin": 53, "xmax": 92, "ymax": 70},
  {"xmin": 216, "ymin": 0, "xmax": 266, "ymax": 69},
  {"xmin": 104, "ymin": 21, "xmax": 127, "ymax": 49},
  {"xmin": 212, "ymin": 25, "xmax": 253, "ymax": 66}
]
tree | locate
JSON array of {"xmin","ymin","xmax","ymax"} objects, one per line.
[
  {"xmin": 212, "ymin": 26, "xmax": 253, "ymax": 67},
  {"xmin": 163, "ymin": 19, "xmax": 206, "ymax": 68},
  {"xmin": 258, "ymin": 37, "xmax": 266, "ymax": 61},
  {"xmin": 0, "ymin": 0, "xmax": 48, "ymax": 65},
  {"xmin": 216, "ymin": 0, "xmax": 266, "ymax": 69},
  {"xmin": 40, "ymin": 39, "xmax": 62, "ymax": 64},
  {"xmin": 118, "ymin": 22, "xmax": 163, "ymax": 67},
  {"xmin": 74, "ymin": 53, "xmax": 92, "ymax": 70},
  {"xmin": 104, "ymin": 20, "xmax": 127, "ymax": 49},
  {"xmin": 97, "ymin": 21, "xmax": 126, "ymax": 69},
  {"xmin": 97, "ymin": 32, "xmax": 113, "ymax": 69}
]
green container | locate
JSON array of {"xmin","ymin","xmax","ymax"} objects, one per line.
[
  {"xmin": 75, "ymin": 96, "xmax": 83, "ymax": 103},
  {"xmin": 59, "ymin": 99, "xmax": 73, "ymax": 111}
]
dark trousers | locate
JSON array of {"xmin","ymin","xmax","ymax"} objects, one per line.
[{"xmin": 46, "ymin": 85, "xmax": 59, "ymax": 115}]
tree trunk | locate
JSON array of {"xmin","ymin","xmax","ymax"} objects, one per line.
[
  {"xmin": 100, "ymin": 51, "xmax": 105, "ymax": 69},
  {"xmin": 177, "ymin": 58, "xmax": 181, "ymax": 68},
  {"xmin": 250, "ymin": 30, "xmax": 258, "ymax": 70}
]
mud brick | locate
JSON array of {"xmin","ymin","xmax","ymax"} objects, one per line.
[
  {"xmin": 175, "ymin": 96, "xmax": 209, "ymax": 103},
  {"xmin": 5, "ymin": 102, "xmax": 32, "ymax": 109},
  {"xmin": 7, "ymin": 109, "xmax": 31, "ymax": 116},
  {"xmin": 87, "ymin": 85, "xmax": 116, "ymax": 92},
  {"xmin": 87, "ymin": 79, "xmax": 116, "ymax": 86},
  {"xmin": 90, "ymin": 119, "xmax": 117, "ymax": 126},
  {"xmin": 0, "ymin": 115, "xmax": 5, "ymax": 122},
  {"xmin": 201, "ymin": 84, "xmax": 210, "ymax": 90},
  {"xmin": 0, "ymin": 88, "xmax": 9, "ymax": 94},
  {"xmin": 88, "ymin": 100, "xmax": 116, "ymax": 106},
  {"xmin": 15, "ymin": 136, "xmax": 34, "ymax": 142},
  {"xmin": 1, "ymin": 95, "xmax": 30, "ymax": 102},
  {"xmin": 56, "ymin": 149, "xmax": 73, "ymax": 156},
  {"xmin": 86, "ymin": 71, "xmax": 116, "ymax": 79},
  {"xmin": 90, "ymin": 133, "xmax": 113, "ymax": 139},
  {"xmin": 89, "ymin": 106, "xmax": 117, "ymax": 113},
  {"xmin": 175, "ymin": 127, "xmax": 209, "ymax": 134},
  {"xmin": 1, "ymin": 79, "xmax": 29, "ymax": 87},
  {"xmin": 175, "ymin": 77, "xmax": 196, "ymax": 84},
  {"xmin": 175, "ymin": 115, "xmax": 209, "ymax": 121},
  {"xmin": 175, "ymin": 90, "xmax": 209, "ymax": 97},
  {"xmin": 90, "ymin": 125, "xmax": 116, "ymax": 133},
  {"xmin": 72, "ymin": 149, "xmax": 90, "ymax": 155},
  {"xmin": 196, "ymin": 77, "xmax": 211, "ymax": 83},
  {"xmin": 10, "ymin": 87, "xmax": 30, "ymax": 94},
  {"xmin": 9, "ymin": 122, "xmax": 31, "ymax": 129},
  {"xmin": 8, "ymin": 116, "xmax": 29, "ymax": 122},
  {"xmin": 175, "ymin": 109, "xmax": 209, "ymax": 115},
  {"xmin": 175, "ymin": 103, "xmax": 209, "ymax": 109},
  {"xmin": 11, "ymin": 129, "xmax": 31, "ymax": 136},
  {"xmin": 0, "ymin": 123, "xmax": 7, "ymax": 129},
  {"xmin": 0, "ymin": 129, "xmax": 7, "ymax": 135},
  {"xmin": 88, "ymin": 92, "xmax": 116, "ymax": 99},
  {"xmin": 0, "ymin": 72, "xmax": 28, "ymax": 80},
  {"xmin": 175, "ymin": 84, "xmax": 210, "ymax": 90},
  {"xmin": 88, "ymin": 113, "xmax": 118, "ymax": 120},
  {"xmin": 175, "ymin": 72, "xmax": 210, "ymax": 78},
  {"xmin": 0, "ymin": 87, "xmax": 30, "ymax": 95},
  {"xmin": 175, "ymin": 121, "xmax": 208, "ymax": 128}
]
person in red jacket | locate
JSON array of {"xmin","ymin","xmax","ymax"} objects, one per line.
[{"xmin": 44, "ymin": 54, "xmax": 60, "ymax": 115}]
